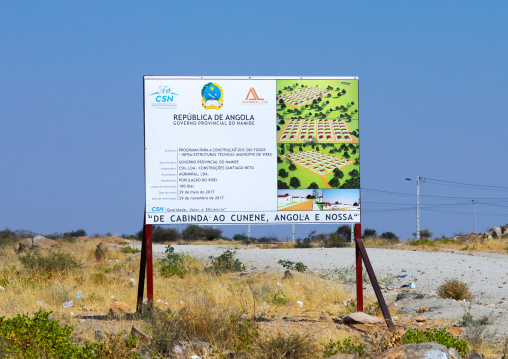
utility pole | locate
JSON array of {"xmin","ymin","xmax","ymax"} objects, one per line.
[
  {"xmin": 292, "ymin": 223, "xmax": 295, "ymax": 242},
  {"xmin": 472, "ymin": 200, "xmax": 476, "ymax": 233},
  {"xmin": 406, "ymin": 176, "xmax": 422, "ymax": 240},
  {"xmin": 248, "ymin": 224, "xmax": 251, "ymax": 241},
  {"xmin": 416, "ymin": 176, "xmax": 420, "ymax": 241}
]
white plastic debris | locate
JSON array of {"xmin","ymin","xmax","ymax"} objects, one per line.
[
  {"xmin": 70, "ymin": 312, "xmax": 74, "ymax": 316},
  {"xmin": 0, "ymin": 286, "xmax": 5, "ymax": 291},
  {"xmin": 63, "ymin": 300, "xmax": 73, "ymax": 308},
  {"xmin": 130, "ymin": 278, "xmax": 136, "ymax": 285},
  {"xmin": 76, "ymin": 290, "xmax": 83, "ymax": 300},
  {"xmin": 190, "ymin": 356, "xmax": 202, "ymax": 359},
  {"xmin": 110, "ymin": 295, "xmax": 115, "ymax": 299},
  {"xmin": 36, "ymin": 301, "xmax": 43, "ymax": 305},
  {"xmin": 297, "ymin": 301, "xmax": 303, "ymax": 307},
  {"xmin": 408, "ymin": 282, "xmax": 416, "ymax": 289}
]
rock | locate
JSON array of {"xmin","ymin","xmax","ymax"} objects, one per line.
[
  {"xmin": 447, "ymin": 327, "xmax": 463, "ymax": 336},
  {"xmin": 328, "ymin": 354, "xmax": 356, "ymax": 359},
  {"xmin": 343, "ymin": 312, "xmax": 382, "ymax": 324},
  {"xmin": 131, "ymin": 326, "xmax": 149, "ymax": 344},
  {"xmin": 172, "ymin": 340, "xmax": 213, "ymax": 358},
  {"xmin": 18, "ymin": 235, "xmax": 56, "ymax": 251},
  {"xmin": 95, "ymin": 330, "xmax": 107, "ymax": 340},
  {"xmin": 396, "ymin": 292, "xmax": 426, "ymax": 301},
  {"xmin": 491, "ymin": 227, "xmax": 502, "ymax": 239},
  {"xmin": 108, "ymin": 301, "xmax": 135, "ymax": 316},
  {"xmin": 377, "ymin": 342, "xmax": 462, "ymax": 359},
  {"xmin": 415, "ymin": 316, "xmax": 426, "ymax": 322}
]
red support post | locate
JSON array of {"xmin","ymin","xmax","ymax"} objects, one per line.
[
  {"xmin": 146, "ymin": 224, "xmax": 153, "ymax": 303},
  {"xmin": 355, "ymin": 223, "xmax": 363, "ymax": 312}
]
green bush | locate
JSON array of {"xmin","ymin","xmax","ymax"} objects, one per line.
[
  {"xmin": 402, "ymin": 327, "xmax": 469, "ymax": 356},
  {"xmin": 121, "ymin": 246, "xmax": 141, "ymax": 254},
  {"xmin": 321, "ymin": 337, "xmax": 366, "ymax": 357},
  {"xmin": 157, "ymin": 245, "xmax": 187, "ymax": 278},
  {"xmin": 206, "ymin": 250, "xmax": 245, "ymax": 275},
  {"xmin": 277, "ymin": 259, "xmax": 307, "ymax": 272},
  {"xmin": 436, "ymin": 278, "xmax": 473, "ymax": 301},
  {"xmin": 0, "ymin": 310, "xmax": 139, "ymax": 358},
  {"xmin": 19, "ymin": 250, "xmax": 81, "ymax": 275},
  {"xmin": 410, "ymin": 238, "xmax": 434, "ymax": 246}
]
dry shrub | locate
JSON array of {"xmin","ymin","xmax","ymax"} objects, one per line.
[
  {"xmin": 44, "ymin": 283, "xmax": 71, "ymax": 305},
  {"xmin": 248, "ymin": 331, "xmax": 319, "ymax": 359},
  {"xmin": 436, "ymin": 278, "xmax": 473, "ymax": 301},
  {"xmin": 141, "ymin": 303, "xmax": 186, "ymax": 356}
]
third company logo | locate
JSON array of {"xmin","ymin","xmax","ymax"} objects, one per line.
[{"xmin": 242, "ymin": 87, "xmax": 268, "ymax": 104}]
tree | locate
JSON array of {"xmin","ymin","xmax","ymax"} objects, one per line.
[
  {"xmin": 349, "ymin": 169, "xmax": 359, "ymax": 178},
  {"xmin": 277, "ymin": 156, "xmax": 283, "ymax": 163},
  {"xmin": 277, "ymin": 125, "xmax": 280, "ymax": 131},
  {"xmin": 278, "ymin": 168, "xmax": 289, "ymax": 178},
  {"xmin": 413, "ymin": 229, "xmax": 433, "ymax": 239},
  {"xmin": 277, "ymin": 180, "xmax": 289, "ymax": 189},
  {"xmin": 182, "ymin": 225, "xmax": 205, "ymax": 241},
  {"xmin": 307, "ymin": 182, "xmax": 319, "ymax": 189},
  {"xmin": 288, "ymin": 163, "xmax": 297, "ymax": 171},
  {"xmin": 343, "ymin": 151, "xmax": 350, "ymax": 159},
  {"xmin": 289, "ymin": 177, "xmax": 301, "ymax": 188},
  {"xmin": 203, "ymin": 226, "xmax": 222, "ymax": 241},
  {"xmin": 312, "ymin": 188, "xmax": 319, "ymax": 198},
  {"xmin": 279, "ymin": 98, "xmax": 285, "ymax": 104},
  {"xmin": 363, "ymin": 228, "xmax": 377, "ymax": 237},
  {"xmin": 281, "ymin": 104, "xmax": 286, "ymax": 109},
  {"xmin": 380, "ymin": 232, "xmax": 399, "ymax": 241},
  {"xmin": 328, "ymin": 178, "xmax": 340, "ymax": 188},
  {"xmin": 336, "ymin": 225, "xmax": 352, "ymax": 241},
  {"xmin": 333, "ymin": 168, "xmax": 344, "ymax": 179}
]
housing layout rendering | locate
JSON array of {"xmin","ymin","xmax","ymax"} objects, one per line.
[
  {"xmin": 282, "ymin": 150, "xmax": 354, "ymax": 177},
  {"xmin": 276, "ymin": 79, "xmax": 359, "ymax": 207},
  {"xmin": 277, "ymin": 87, "xmax": 332, "ymax": 108},
  {"xmin": 278, "ymin": 118, "xmax": 358, "ymax": 143}
]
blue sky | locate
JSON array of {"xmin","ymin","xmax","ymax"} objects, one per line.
[{"xmin": 1, "ymin": 1, "xmax": 508, "ymax": 239}]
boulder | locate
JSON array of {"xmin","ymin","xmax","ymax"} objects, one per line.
[
  {"xmin": 328, "ymin": 354, "xmax": 356, "ymax": 359},
  {"xmin": 18, "ymin": 235, "xmax": 56, "ymax": 251},
  {"xmin": 130, "ymin": 326, "xmax": 149, "ymax": 344},
  {"xmin": 108, "ymin": 301, "xmax": 135, "ymax": 316},
  {"xmin": 377, "ymin": 342, "xmax": 462, "ymax": 359},
  {"xmin": 172, "ymin": 340, "xmax": 213, "ymax": 358},
  {"xmin": 491, "ymin": 227, "xmax": 502, "ymax": 239},
  {"xmin": 343, "ymin": 312, "xmax": 382, "ymax": 324}
]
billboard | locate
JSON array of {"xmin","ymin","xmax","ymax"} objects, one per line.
[{"xmin": 144, "ymin": 77, "xmax": 359, "ymax": 225}]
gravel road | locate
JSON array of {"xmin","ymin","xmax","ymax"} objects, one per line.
[{"xmin": 131, "ymin": 243, "xmax": 508, "ymax": 336}]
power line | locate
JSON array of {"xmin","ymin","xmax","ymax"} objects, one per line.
[{"xmin": 423, "ymin": 177, "xmax": 508, "ymax": 191}]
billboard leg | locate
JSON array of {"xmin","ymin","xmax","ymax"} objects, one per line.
[
  {"xmin": 355, "ymin": 224, "xmax": 363, "ymax": 312},
  {"xmin": 354, "ymin": 223, "xmax": 395, "ymax": 332},
  {"xmin": 136, "ymin": 219, "xmax": 147, "ymax": 312},
  {"xmin": 146, "ymin": 224, "xmax": 153, "ymax": 303}
]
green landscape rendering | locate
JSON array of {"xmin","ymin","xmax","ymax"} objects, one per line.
[{"xmin": 276, "ymin": 79, "xmax": 359, "ymax": 192}]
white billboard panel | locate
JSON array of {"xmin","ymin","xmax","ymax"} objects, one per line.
[{"xmin": 144, "ymin": 76, "xmax": 360, "ymax": 225}]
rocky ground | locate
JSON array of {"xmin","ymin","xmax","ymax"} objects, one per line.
[{"xmin": 140, "ymin": 244, "xmax": 508, "ymax": 339}]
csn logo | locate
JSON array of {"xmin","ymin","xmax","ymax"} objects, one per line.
[
  {"xmin": 152, "ymin": 207, "xmax": 165, "ymax": 212},
  {"xmin": 149, "ymin": 86, "xmax": 179, "ymax": 102}
]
